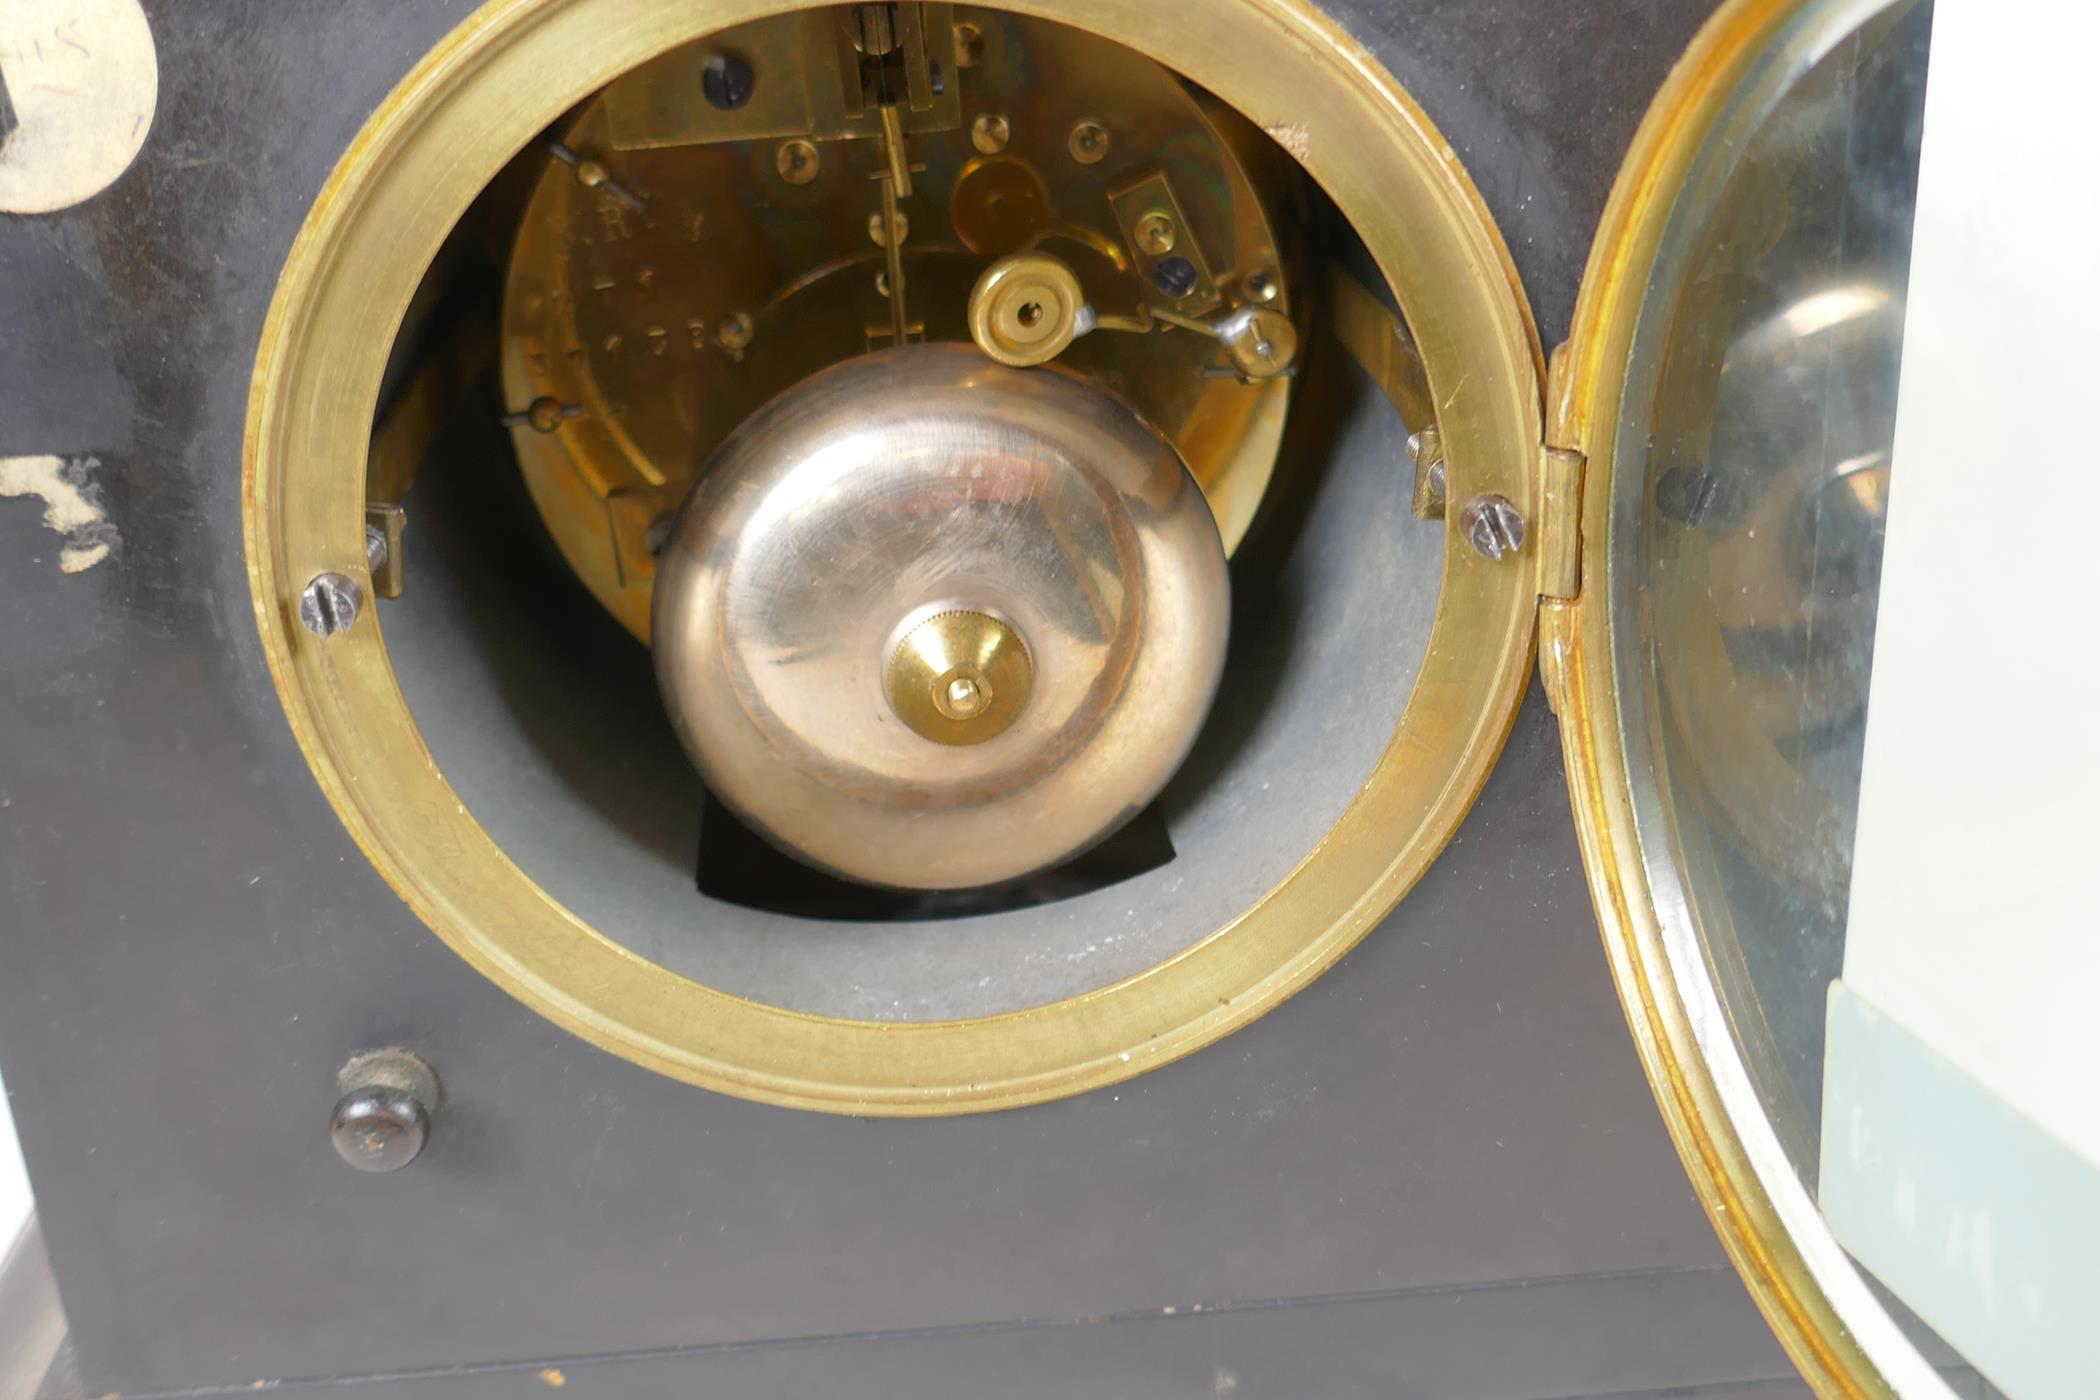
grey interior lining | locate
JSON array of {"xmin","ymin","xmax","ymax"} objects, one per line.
[{"xmin": 384, "ymin": 364, "xmax": 1436, "ymax": 1020}]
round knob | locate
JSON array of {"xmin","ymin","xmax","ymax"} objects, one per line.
[
  {"xmin": 328, "ymin": 1049, "xmax": 439, "ymax": 1174},
  {"xmin": 652, "ymin": 345, "xmax": 1231, "ymax": 891}
]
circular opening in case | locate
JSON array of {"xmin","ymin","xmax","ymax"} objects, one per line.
[{"xmin": 246, "ymin": 0, "xmax": 1545, "ymax": 1113}]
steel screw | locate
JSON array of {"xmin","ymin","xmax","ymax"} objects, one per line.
[
  {"xmin": 970, "ymin": 113, "xmax": 1011, "ymax": 155},
  {"xmin": 298, "ymin": 572, "xmax": 364, "ymax": 638},
  {"xmin": 364, "ymin": 524, "xmax": 390, "ymax": 575},
  {"xmin": 1459, "ymin": 494, "xmax": 1526, "ymax": 561},
  {"xmin": 1068, "ymin": 118, "xmax": 1109, "ymax": 165},
  {"xmin": 776, "ymin": 138, "xmax": 819, "ymax": 185},
  {"xmin": 1151, "ymin": 255, "xmax": 1198, "ymax": 299},
  {"xmin": 329, "ymin": 1049, "xmax": 440, "ymax": 1174},
  {"xmin": 700, "ymin": 53, "xmax": 756, "ymax": 111}
]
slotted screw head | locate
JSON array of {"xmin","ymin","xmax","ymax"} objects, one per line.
[
  {"xmin": 1459, "ymin": 494, "xmax": 1526, "ymax": 561},
  {"xmin": 700, "ymin": 53, "xmax": 756, "ymax": 111},
  {"xmin": 298, "ymin": 572, "xmax": 364, "ymax": 637}
]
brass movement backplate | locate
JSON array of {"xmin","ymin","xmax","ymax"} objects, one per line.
[{"xmin": 502, "ymin": 4, "xmax": 1298, "ymax": 641}]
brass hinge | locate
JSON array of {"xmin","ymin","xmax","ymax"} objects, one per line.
[
  {"xmin": 1538, "ymin": 444, "xmax": 1583, "ymax": 602},
  {"xmin": 1536, "ymin": 344, "xmax": 1585, "ymax": 714},
  {"xmin": 1537, "ymin": 340, "xmax": 1584, "ymax": 602},
  {"xmin": 1536, "ymin": 444, "xmax": 1583, "ymax": 715}
]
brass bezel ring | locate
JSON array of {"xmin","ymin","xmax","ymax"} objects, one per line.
[
  {"xmin": 244, "ymin": 0, "xmax": 1544, "ymax": 1115},
  {"xmin": 1552, "ymin": 0, "xmax": 1944, "ymax": 1392}
]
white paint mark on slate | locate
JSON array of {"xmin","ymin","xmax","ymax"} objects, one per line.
[
  {"xmin": 0, "ymin": 0, "xmax": 158, "ymax": 214},
  {"xmin": 0, "ymin": 454, "xmax": 117, "ymax": 572}
]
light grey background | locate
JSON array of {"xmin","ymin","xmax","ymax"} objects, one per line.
[{"xmin": 1, "ymin": 1078, "xmax": 28, "ymax": 1248}]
